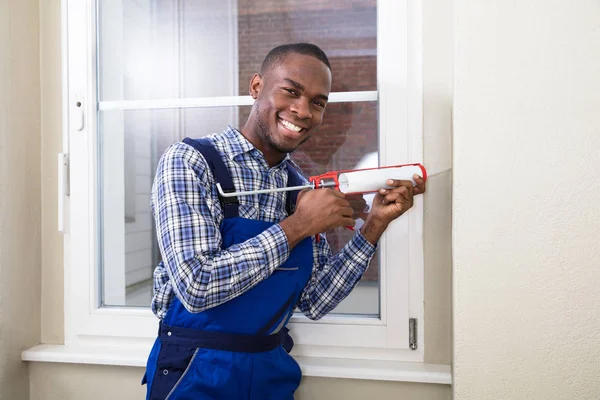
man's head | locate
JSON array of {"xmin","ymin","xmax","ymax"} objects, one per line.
[
  {"xmin": 259, "ymin": 43, "xmax": 331, "ymax": 76},
  {"xmin": 241, "ymin": 43, "xmax": 332, "ymax": 166}
]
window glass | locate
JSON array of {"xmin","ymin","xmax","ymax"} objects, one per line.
[
  {"xmin": 98, "ymin": 0, "xmax": 376, "ymax": 101},
  {"xmin": 97, "ymin": 0, "xmax": 379, "ymax": 316}
]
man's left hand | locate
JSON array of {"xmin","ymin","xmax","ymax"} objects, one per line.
[{"xmin": 368, "ymin": 174, "xmax": 426, "ymax": 224}]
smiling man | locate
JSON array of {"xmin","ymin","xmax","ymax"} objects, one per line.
[{"xmin": 142, "ymin": 43, "xmax": 426, "ymax": 400}]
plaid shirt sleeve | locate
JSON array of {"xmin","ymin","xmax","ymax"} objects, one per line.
[
  {"xmin": 296, "ymin": 230, "xmax": 377, "ymax": 320},
  {"xmin": 152, "ymin": 143, "xmax": 290, "ymax": 314}
]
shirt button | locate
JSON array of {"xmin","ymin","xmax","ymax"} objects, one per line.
[
  {"xmin": 163, "ymin": 369, "xmax": 169, "ymax": 375},
  {"xmin": 167, "ymin": 331, "xmax": 172, "ymax": 336}
]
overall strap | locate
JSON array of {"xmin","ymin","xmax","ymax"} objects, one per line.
[
  {"xmin": 182, "ymin": 137, "xmax": 239, "ymax": 219},
  {"xmin": 285, "ymin": 162, "xmax": 305, "ymax": 216}
]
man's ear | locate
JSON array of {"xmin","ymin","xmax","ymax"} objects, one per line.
[{"xmin": 249, "ymin": 73, "xmax": 263, "ymax": 99}]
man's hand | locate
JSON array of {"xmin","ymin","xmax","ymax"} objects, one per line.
[
  {"xmin": 280, "ymin": 189, "xmax": 355, "ymax": 248},
  {"xmin": 345, "ymin": 194, "xmax": 369, "ymax": 220},
  {"xmin": 360, "ymin": 174, "xmax": 426, "ymax": 244}
]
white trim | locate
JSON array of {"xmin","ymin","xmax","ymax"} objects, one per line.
[
  {"xmin": 376, "ymin": 0, "xmax": 415, "ymax": 351},
  {"xmin": 98, "ymin": 91, "xmax": 378, "ymax": 111},
  {"xmin": 21, "ymin": 344, "xmax": 451, "ymax": 385},
  {"xmin": 98, "ymin": 0, "xmax": 127, "ymax": 306},
  {"xmin": 297, "ymin": 356, "xmax": 450, "ymax": 384},
  {"xmin": 407, "ymin": 0, "xmax": 426, "ymax": 350}
]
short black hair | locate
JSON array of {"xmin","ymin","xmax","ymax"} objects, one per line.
[{"xmin": 260, "ymin": 43, "xmax": 331, "ymax": 75}]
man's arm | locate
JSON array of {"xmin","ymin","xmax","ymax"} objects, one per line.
[
  {"xmin": 295, "ymin": 229, "xmax": 377, "ymax": 320},
  {"xmin": 153, "ymin": 142, "xmax": 291, "ymax": 313},
  {"xmin": 296, "ymin": 176, "xmax": 427, "ymax": 320}
]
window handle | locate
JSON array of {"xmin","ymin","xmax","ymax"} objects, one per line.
[{"xmin": 74, "ymin": 99, "xmax": 84, "ymax": 131}]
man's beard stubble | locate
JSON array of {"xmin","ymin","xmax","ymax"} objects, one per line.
[{"xmin": 255, "ymin": 103, "xmax": 311, "ymax": 155}]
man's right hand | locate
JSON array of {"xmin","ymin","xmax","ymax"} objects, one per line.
[{"xmin": 279, "ymin": 189, "xmax": 355, "ymax": 248}]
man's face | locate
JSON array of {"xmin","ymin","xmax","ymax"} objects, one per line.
[{"xmin": 248, "ymin": 53, "xmax": 332, "ymax": 163}]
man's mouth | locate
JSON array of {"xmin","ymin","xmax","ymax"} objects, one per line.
[{"xmin": 279, "ymin": 118, "xmax": 305, "ymax": 133}]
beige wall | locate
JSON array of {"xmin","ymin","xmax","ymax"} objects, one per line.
[
  {"xmin": 423, "ymin": 0, "xmax": 453, "ymax": 365},
  {"xmin": 18, "ymin": 0, "xmax": 452, "ymax": 399},
  {"xmin": 453, "ymin": 1, "xmax": 600, "ymax": 399},
  {"xmin": 40, "ymin": 0, "xmax": 65, "ymax": 345},
  {"xmin": 0, "ymin": 0, "xmax": 42, "ymax": 399},
  {"xmin": 29, "ymin": 363, "xmax": 452, "ymax": 400}
]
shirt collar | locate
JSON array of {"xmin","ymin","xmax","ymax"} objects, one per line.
[
  {"xmin": 221, "ymin": 126, "xmax": 291, "ymax": 169},
  {"xmin": 221, "ymin": 126, "xmax": 254, "ymax": 159}
]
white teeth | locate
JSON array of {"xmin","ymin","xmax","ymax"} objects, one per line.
[{"xmin": 280, "ymin": 119, "xmax": 302, "ymax": 132}]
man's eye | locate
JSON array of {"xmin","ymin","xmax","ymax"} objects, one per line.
[
  {"xmin": 314, "ymin": 101, "xmax": 325, "ymax": 108},
  {"xmin": 285, "ymin": 88, "xmax": 299, "ymax": 96}
]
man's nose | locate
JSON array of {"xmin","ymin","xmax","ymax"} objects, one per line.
[{"xmin": 291, "ymin": 98, "xmax": 312, "ymax": 119}]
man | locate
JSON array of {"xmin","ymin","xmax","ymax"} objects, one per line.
[{"xmin": 142, "ymin": 43, "xmax": 426, "ymax": 400}]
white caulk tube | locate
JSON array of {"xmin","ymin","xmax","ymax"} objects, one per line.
[{"xmin": 337, "ymin": 164, "xmax": 426, "ymax": 194}]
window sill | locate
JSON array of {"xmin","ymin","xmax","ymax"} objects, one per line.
[{"xmin": 22, "ymin": 344, "xmax": 451, "ymax": 385}]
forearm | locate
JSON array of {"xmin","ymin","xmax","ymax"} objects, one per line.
[
  {"xmin": 296, "ymin": 230, "xmax": 377, "ymax": 320},
  {"xmin": 161, "ymin": 223, "xmax": 289, "ymax": 313},
  {"xmin": 358, "ymin": 217, "xmax": 389, "ymax": 245},
  {"xmin": 278, "ymin": 214, "xmax": 310, "ymax": 249}
]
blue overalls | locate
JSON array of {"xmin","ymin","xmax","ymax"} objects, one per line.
[{"xmin": 143, "ymin": 138, "xmax": 314, "ymax": 400}]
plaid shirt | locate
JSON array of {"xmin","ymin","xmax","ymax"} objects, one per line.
[{"xmin": 151, "ymin": 126, "xmax": 377, "ymax": 320}]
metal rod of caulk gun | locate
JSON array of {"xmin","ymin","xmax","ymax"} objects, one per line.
[{"xmin": 216, "ymin": 182, "xmax": 314, "ymax": 198}]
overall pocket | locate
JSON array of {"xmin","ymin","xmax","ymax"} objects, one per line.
[{"xmin": 149, "ymin": 340, "xmax": 198, "ymax": 400}]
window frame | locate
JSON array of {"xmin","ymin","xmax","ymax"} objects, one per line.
[{"xmin": 62, "ymin": 0, "xmax": 424, "ymax": 363}]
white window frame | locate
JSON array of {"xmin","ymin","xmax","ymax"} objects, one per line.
[{"xmin": 62, "ymin": 0, "xmax": 425, "ymax": 364}]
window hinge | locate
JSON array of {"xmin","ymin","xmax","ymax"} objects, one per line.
[{"xmin": 409, "ymin": 318, "xmax": 418, "ymax": 350}]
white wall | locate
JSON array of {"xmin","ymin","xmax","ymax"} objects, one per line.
[
  {"xmin": 40, "ymin": 0, "xmax": 65, "ymax": 345},
  {"xmin": 453, "ymin": 1, "xmax": 600, "ymax": 399},
  {"xmin": 0, "ymin": 0, "xmax": 42, "ymax": 399},
  {"xmin": 423, "ymin": 0, "xmax": 453, "ymax": 364}
]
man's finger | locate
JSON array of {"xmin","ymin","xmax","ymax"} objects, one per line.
[
  {"xmin": 330, "ymin": 189, "xmax": 347, "ymax": 198},
  {"xmin": 384, "ymin": 193, "xmax": 401, "ymax": 203},
  {"xmin": 395, "ymin": 186, "xmax": 409, "ymax": 201},
  {"xmin": 343, "ymin": 217, "xmax": 357, "ymax": 228},
  {"xmin": 297, "ymin": 188, "xmax": 311, "ymax": 202},
  {"xmin": 386, "ymin": 179, "xmax": 414, "ymax": 189},
  {"xmin": 341, "ymin": 206, "xmax": 355, "ymax": 218},
  {"xmin": 413, "ymin": 174, "xmax": 426, "ymax": 195},
  {"xmin": 390, "ymin": 186, "xmax": 411, "ymax": 202}
]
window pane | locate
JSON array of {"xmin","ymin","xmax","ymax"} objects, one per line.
[
  {"xmin": 96, "ymin": 0, "xmax": 379, "ymax": 317},
  {"xmin": 99, "ymin": 106, "xmax": 241, "ymax": 307},
  {"xmin": 99, "ymin": 102, "xmax": 380, "ymax": 316},
  {"xmin": 97, "ymin": 0, "xmax": 376, "ymax": 101}
]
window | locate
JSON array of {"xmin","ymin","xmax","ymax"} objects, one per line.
[{"xmin": 64, "ymin": 0, "xmax": 424, "ymax": 363}]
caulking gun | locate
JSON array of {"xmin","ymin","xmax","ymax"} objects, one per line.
[
  {"xmin": 216, "ymin": 163, "xmax": 428, "ymax": 198},
  {"xmin": 215, "ymin": 163, "xmax": 430, "ymax": 241}
]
